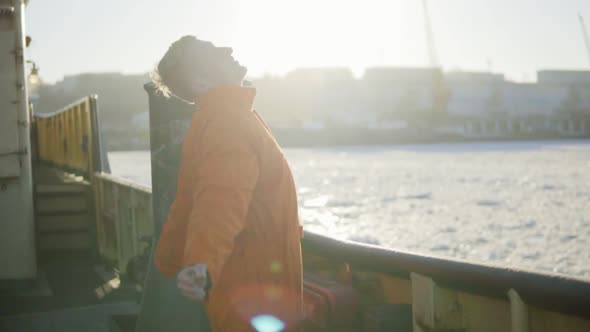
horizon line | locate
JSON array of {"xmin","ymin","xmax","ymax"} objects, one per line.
[{"xmin": 42, "ymin": 66, "xmax": 590, "ymax": 86}]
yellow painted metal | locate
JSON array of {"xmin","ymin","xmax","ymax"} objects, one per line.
[
  {"xmin": 408, "ymin": 273, "xmax": 590, "ymax": 332},
  {"xmin": 93, "ymin": 172, "xmax": 153, "ymax": 273},
  {"xmin": 508, "ymin": 289, "xmax": 529, "ymax": 332},
  {"xmin": 34, "ymin": 97, "xmax": 96, "ymax": 176}
]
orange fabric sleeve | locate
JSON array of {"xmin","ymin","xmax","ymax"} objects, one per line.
[
  {"xmin": 154, "ymin": 198, "xmax": 187, "ymax": 276},
  {"xmin": 183, "ymin": 117, "xmax": 259, "ymax": 286}
]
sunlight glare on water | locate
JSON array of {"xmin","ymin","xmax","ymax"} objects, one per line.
[{"xmin": 108, "ymin": 141, "xmax": 590, "ymax": 278}]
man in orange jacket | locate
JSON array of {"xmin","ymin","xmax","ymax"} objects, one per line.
[{"xmin": 152, "ymin": 36, "xmax": 304, "ymax": 331}]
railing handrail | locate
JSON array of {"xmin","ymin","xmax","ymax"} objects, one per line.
[
  {"xmin": 33, "ymin": 95, "xmax": 109, "ymax": 176},
  {"xmin": 302, "ymin": 230, "xmax": 590, "ymax": 319},
  {"xmin": 94, "ymin": 172, "xmax": 151, "ymax": 194},
  {"xmin": 33, "ymin": 96, "xmax": 97, "ymax": 119},
  {"xmin": 93, "ymin": 171, "xmax": 153, "ymax": 273}
]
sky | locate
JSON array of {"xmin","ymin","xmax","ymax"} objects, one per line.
[{"xmin": 26, "ymin": 0, "xmax": 590, "ymax": 83}]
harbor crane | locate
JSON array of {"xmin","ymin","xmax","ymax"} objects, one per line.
[
  {"xmin": 421, "ymin": 0, "xmax": 439, "ymax": 67},
  {"xmin": 420, "ymin": 0, "xmax": 448, "ymax": 116},
  {"xmin": 579, "ymin": 13, "xmax": 590, "ymax": 66}
]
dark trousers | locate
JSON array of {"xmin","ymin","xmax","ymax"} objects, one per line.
[{"xmin": 135, "ymin": 252, "xmax": 211, "ymax": 332}]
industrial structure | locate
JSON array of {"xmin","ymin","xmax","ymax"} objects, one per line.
[{"xmin": 0, "ymin": 0, "xmax": 36, "ymax": 281}]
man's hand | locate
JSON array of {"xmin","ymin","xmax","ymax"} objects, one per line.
[{"xmin": 176, "ymin": 264, "xmax": 208, "ymax": 302}]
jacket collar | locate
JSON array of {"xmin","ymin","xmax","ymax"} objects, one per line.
[{"xmin": 197, "ymin": 85, "xmax": 256, "ymax": 113}]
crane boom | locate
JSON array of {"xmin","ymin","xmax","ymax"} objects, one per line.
[
  {"xmin": 579, "ymin": 13, "xmax": 590, "ymax": 66},
  {"xmin": 422, "ymin": 0, "xmax": 439, "ymax": 67}
]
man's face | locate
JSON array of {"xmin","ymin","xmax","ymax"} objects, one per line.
[
  {"xmin": 160, "ymin": 37, "xmax": 249, "ymax": 101},
  {"xmin": 185, "ymin": 40, "xmax": 248, "ymax": 85},
  {"xmin": 213, "ymin": 46, "xmax": 248, "ymax": 83}
]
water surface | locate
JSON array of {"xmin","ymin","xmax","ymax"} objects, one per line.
[{"xmin": 108, "ymin": 140, "xmax": 590, "ymax": 278}]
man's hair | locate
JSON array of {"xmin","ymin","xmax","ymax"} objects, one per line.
[
  {"xmin": 151, "ymin": 35, "xmax": 199, "ymax": 98},
  {"xmin": 150, "ymin": 67, "xmax": 172, "ymax": 98}
]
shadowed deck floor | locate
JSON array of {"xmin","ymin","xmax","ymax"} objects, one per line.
[
  {"xmin": 0, "ymin": 164, "xmax": 140, "ymax": 332},
  {"xmin": 0, "ymin": 252, "xmax": 139, "ymax": 332}
]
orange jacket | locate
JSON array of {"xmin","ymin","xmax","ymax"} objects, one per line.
[{"xmin": 155, "ymin": 86, "xmax": 303, "ymax": 331}]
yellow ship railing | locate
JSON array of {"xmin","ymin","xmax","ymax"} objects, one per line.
[
  {"xmin": 34, "ymin": 96, "xmax": 104, "ymax": 176},
  {"xmin": 33, "ymin": 95, "xmax": 151, "ymax": 273},
  {"xmin": 93, "ymin": 172, "xmax": 153, "ymax": 273}
]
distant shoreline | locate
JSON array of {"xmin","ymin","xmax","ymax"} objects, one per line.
[{"xmin": 106, "ymin": 133, "xmax": 590, "ymax": 152}]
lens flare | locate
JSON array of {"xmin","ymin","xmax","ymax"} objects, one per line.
[
  {"xmin": 251, "ymin": 314, "xmax": 285, "ymax": 332},
  {"xmin": 270, "ymin": 260, "xmax": 283, "ymax": 273}
]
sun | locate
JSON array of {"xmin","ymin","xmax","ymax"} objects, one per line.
[{"xmin": 231, "ymin": 0, "xmax": 417, "ymax": 77}]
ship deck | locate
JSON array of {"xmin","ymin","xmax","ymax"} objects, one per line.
[{"xmin": 0, "ymin": 165, "xmax": 139, "ymax": 332}]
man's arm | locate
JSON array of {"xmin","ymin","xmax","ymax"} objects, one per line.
[{"xmin": 182, "ymin": 118, "xmax": 259, "ymax": 290}]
